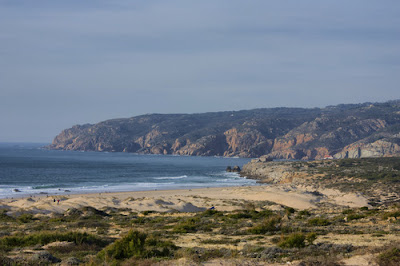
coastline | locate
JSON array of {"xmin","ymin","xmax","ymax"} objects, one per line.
[{"xmin": 0, "ymin": 182, "xmax": 369, "ymax": 216}]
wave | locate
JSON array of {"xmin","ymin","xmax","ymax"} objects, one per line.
[
  {"xmin": 32, "ymin": 184, "xmax": 58, "ymax": 189},
  {"xmin": 154, "ymin": 175, "xmax": 188, "ymax": 180}
]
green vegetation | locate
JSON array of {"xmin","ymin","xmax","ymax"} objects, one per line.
[
  {"xmin": 1, "ymin": 157, "xmax": 400, "ymax": 266},
  {"xmin": 248, "ymin": 216, "xmax": 281, "ymax": 234},
  {"xmin": 0, "ymin": 203, "xmax": 398, "ymax": 264},
  {"xmin": 0, "ymin": 231, "xmax": 106, "ymax": 252},
  {"xmin": 278, "ymin": 233, "xmax": 306, "ymax": 248},
  {"xmin": 307, "ymin": 217, "xmax": 331, "ymax": 226},
  {"xmin": 376, "ymin": 246, "xmax": 400, "ymax": 266}
]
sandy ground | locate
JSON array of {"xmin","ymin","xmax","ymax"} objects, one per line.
[{"xmin": 0, "ymin": 184, "xmax": 369, "ymax": 215}]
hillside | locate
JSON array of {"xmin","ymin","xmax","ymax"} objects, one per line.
[{"xmin": 48, "ymin": 100, "xmax": 400, "ymax": 159}]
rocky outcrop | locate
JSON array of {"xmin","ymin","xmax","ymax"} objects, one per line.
[
  {"xmin": 48, "ymin": 100, "xmax": 400, "ymax": 159},
  {"xmin": 240, "ymin": 161, "xmax": 310, "ymax": 184},
  {"xmin": 334, "ymin": 134, "xmax": 400, "ymax": 159}
]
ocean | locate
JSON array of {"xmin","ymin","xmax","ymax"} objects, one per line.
[{"xmin": 0, "ymin": 143, "xmax": 256, "ymax": 199}]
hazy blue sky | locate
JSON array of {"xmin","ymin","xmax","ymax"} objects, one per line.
[{"xmin": 1, "ymin": 1, "xmax": 400, "ymax": 142}]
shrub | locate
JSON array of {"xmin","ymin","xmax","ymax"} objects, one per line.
[
  {"xmin": 228, "ymin": 209, "xmax": 273, "ymax": 220},
  {"xmin": 307, "ymin": 217, "xmax": 330, "ymax": 226},
  {"xmin": 0, "ymin": 253, "xmax": 14, "ymax": 265},
  {"xmin": 173, "ymin": 218, "xmax": 199, "ymax": 233},
  {"xmin": 285, "ymin": 207, "xmax": 296, "ymax": 216},
  {"xmin": 0, "ymin": 231, "xmax": 105, "ymax": 252},
  {"xmin": 97, "ymin": 230, "xmax": 147, "ymax": 260},
  {"xmin": 17, "ymin": 213, "xmax": 35, "ymax": 223},
  {"xmin": 342, "ymin": 209, "xmax": 354, "ymax": 215},
  {"xmin": 298, "ymin": 210, "xmax": 311, "ymax": 216},
  {"xmin": 97, "ymin": 230, "xmax": 178, "ymax": 262},
  {"xmin": 199, "ymin": 209, "xmax": 223, "ymax": 217},
  {"xmin": 248, "ymin": 216, "xmax": 281, "ymax": 234},
  {"xmin": 296, "ymin": 210, "xmax": 311, "ymax": 219},
  {"xmin": 306, "ymin": 232, "xmax": 317, "ymax": 245},
  {"xmin": 347, "ymin": 214, "xmax": 365, "ymax": 221},
  {"xmin": 382, "ymin": 211, "xmax": 400, "ymax": 220},
  {"xmin": 0, "ymin": 210, "xmax": 14, "ymax": 222},
  {"xmin": 376, "ymin": 247, "xmax": 400, "ymax": 266},
  {"xmin": 278, "ymin": 233, "xmax": 306, "ymax": 248}
]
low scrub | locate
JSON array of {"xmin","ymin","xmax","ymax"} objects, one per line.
[
  {"xmin": 0, "ymin": 231, "xmax": 106, "ymax": 252},
  {"xmin": 376, "ymin": 246, "xmax": 400, "ymax": 266},
  {"xmin": 96, "ymin": 230, "xmax": 177, "ymax": 263},
  {"xmin": 248, "ymin": 216, "xmax": 281, "ymax": 234},
  {"xmin": 307, "ymin": 217, "xmax": 331, "ymax": 226},
  {"xmin": 278, "ymin": 233, "xmax": 306, "ymax": 248}
]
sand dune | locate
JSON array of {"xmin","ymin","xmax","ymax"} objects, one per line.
[{"xmin": 0, "ymin": 184, "xmax": 369, "ymax": 215}]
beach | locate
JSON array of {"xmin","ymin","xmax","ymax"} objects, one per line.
[
  {"xmin": 1, "ymin": 182, "xmax": 370, "ymax": 215},
  {"xmin": 1, "ymin": 159, "xmax": 399, "ymax": 265}
]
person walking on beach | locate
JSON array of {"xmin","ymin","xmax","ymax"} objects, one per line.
[
  {"xmin": 57, "ymin": 199, "xmax": 60, "ymax": 205},
  {"xmin": 53, "ymin": 199, "xmax": 56, "ymax": 203}
]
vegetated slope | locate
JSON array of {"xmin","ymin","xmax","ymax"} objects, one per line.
[{"xmin": 48, "ymin": 100, "xmax": 400, "ymax": 159}]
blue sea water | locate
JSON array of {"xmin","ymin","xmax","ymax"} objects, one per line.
[{"xmin": 0, "ymin": 143, "xmax": 256, "ymax": 198}]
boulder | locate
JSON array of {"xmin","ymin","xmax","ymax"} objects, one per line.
[
  {"xmin": 31, "ymin": 251, "xmax": 61, "ymax": 263},
  {"xmin": 232, "ymin": 166, "xmax": 241, "ymax": 172}
]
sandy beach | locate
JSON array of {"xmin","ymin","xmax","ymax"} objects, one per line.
[{"xmin": 0, "ymin": 183, "xmax": 370, "ymax": 215}]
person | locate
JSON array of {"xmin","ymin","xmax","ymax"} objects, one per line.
[
  {"xmin": 57, "ymin": 199, "xmax": 60, "ymax": 205},
  {"xmin": 53, "ymin": 199, "xmax": 56, "ymax": 203}
]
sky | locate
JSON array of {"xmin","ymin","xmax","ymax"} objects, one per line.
[{"xmin": 1, "ymin": 0, "xmax": 400, "ymax": 142}]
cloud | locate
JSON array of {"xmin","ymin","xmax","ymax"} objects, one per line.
[{"xmin": 0, "ymin": 0, "xmax": 399, "ymax": 141}]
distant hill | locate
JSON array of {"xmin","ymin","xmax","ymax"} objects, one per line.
[{"xmin": 48, "ymin": 100, "xmax": 400, "ymax": 159}]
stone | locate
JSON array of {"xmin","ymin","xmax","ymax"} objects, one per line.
[
  {"xmin": 31, "ymin": 251, "xmax": 61, "ymax": 263},
  {"xmin": 232, "ymin": 166, "xmax": 241, "ymax": 172}
]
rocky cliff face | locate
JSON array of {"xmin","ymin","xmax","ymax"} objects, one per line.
[
  {"xmin": 48, "ymin": 100, "xmax": 400, "ymax": 159},
  {"xmin": 334, "ymin": 134, "xmax": 400, "ymax": 159}
]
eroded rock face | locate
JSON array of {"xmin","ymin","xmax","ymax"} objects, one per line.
[
  {"xmin": 240, "ymin": 161, "xmax": 309, "ymax": 184},
  {"xmin": 334, "ymin": 138, "xmax": 400, "ymax": 159},
  {"xmin": 48, "ymin": 101, "xmax": 400, "ymax": 159}
]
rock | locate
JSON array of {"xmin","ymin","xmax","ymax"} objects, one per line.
[
  {"xmin": 232, "ymin": 166, "xmax": 241, "ymax": 172},
  {"xmin": 62, "ymin": 257, "xmax": 82, "ymax": 265},
  {"xmin": 80, "ymin": 206, "xmax": 109, "ymax": 217},
  {"xmin": 46, "ymin": 100, "xmax": 400, "ymax": 159},
  {"xmin": 65, "ymin": 208, "xmax": 83, "ymax": 216},
  {"xmin": 13, "ymin": 189, "xmax": 21, "ymax": 192},
  {"xmin": 43, "ymin": 241, "xmax": 75, "ymax": 250},
  {"xmin": 31, "ymin": 251, "xmax": 61, "ymax": 263},
  {"xmin": 226, "ymin": 166, "xmax": 232, "ymax": 172},
  {"xmin": 334, "ymin": 138, "xmax": 400, "ymax": 159}
]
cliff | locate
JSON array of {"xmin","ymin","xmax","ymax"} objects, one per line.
[{"xmin": 48, "ymin": 100, "xmax": 400, "ymax": 159}]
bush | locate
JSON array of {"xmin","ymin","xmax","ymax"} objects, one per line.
[
  {"xmin": 199, "ymin": 209, "xmax": 223, "ymax": 217},
  {"xmin": 97, "ymin": 230, "xmax": 178, "ymax": 262},
  {"xmin": 285, "ymin": 207, "xmax": 296, "ymax": 216},
  {"xmin": 0, "ymin": 211, "xmax": 14, "ymax": 222},
  {"xmin": 173, "ymin": 218, "xmax": 199, "ymax": 233},
  {"xmin": 0, "ymin": 231, "xmax": 105, "ymax": 252},
  {"xmin": 306, "ymin": 232, "xmax": 317, "ymax": 245},
  {"xmin": 342, "ymin": 209, "xmax": 354, "ymax": 215},
  {"xmin": 298, "ymin": 210, "xmax": 311, "ymax": 216},
  {"xmin": 228, "ymin": 209, "xmax": 274, "ymax": 220},
  {"xmin": 382, "ymin": 211, "xmax": 400, "ymax": 220},
  {"xmin": 97, "ymin": 230, "xmax": 147, "ymax": 260},
  {"xmin": 248, "ymin": 216, "xmax": 281, "ymax": 234},
  {"xmin": 347, "ymin": 214, "xmax": 365, "ymax": 221},
  {"xmin": 307, "ymin": 217, "xmax": 330, "ymax": 226},
  {"xmin": 17, "ymin": 213, "xmax": 35, "ymax": 223},
  {"xmin": 278, "ymin": 233, "xmax": 306, "ymax": 248},
  {"xmin": 376, "ymin": 247, "xmax": 400, "ymax": 266}
]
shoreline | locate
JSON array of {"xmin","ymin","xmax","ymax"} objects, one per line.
[
  {"xmin": 0, "ymin": 178, "xmax": 259, "ymax": 200},
  {"xmin": 0, "ymin": 181, "xmax": 370, "ymax": 215}
]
